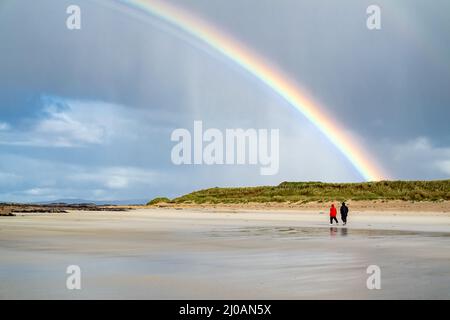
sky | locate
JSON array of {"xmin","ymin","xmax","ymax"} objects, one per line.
[{"xmin": 0, "ymin": 0, "xmax": 449, "ymax": 203}]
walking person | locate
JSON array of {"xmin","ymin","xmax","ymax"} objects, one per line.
[
  {"xmin": 329, "ymin": 204, "xmax": 339, "ymax": 225},
  {"xmin": 340, "ymin": 202, "xmax": 349, "ymax": 226}
]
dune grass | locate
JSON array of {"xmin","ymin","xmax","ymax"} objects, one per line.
[{"xmin": 148, "ymin": 180, "xmax": 450, "ymax": 205}]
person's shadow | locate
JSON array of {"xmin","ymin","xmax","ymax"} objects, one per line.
[
  {"xmin": 329, "ymin": 227, "xmax": 338, "ymax": 236},
  {"xmin": 329, "ymin": 227, "xmax": 348, "ymax": 237}
]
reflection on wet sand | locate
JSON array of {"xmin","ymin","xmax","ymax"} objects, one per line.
[
  {"xmin": 212, "ymin": 225, "xmax": 450, "ymax": 240},
  {"xmin": 330, "ymin": 227, "xmax": 338, "ymax": 237},
  {"xmin": 328, "ymin": 227, "xmax": 347, "ymax": 237}
]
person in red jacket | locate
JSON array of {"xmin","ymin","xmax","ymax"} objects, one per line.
[{"xmin": 329, "ymin": 204, "xmax": 339, "ymax": 225}]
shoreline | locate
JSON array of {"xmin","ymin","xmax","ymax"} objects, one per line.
[
  {"xmin": 6, "ymin": 207, "xmax": 450, "ymax": 233},
  {"xmin": 2, "ymin": 200, "xmax": 450, "ymax": 217},
  {"xmin": 146, "ymin": 199, "xmax": 450, "ymax": 214}
]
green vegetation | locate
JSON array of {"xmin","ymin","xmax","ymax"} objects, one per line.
[
  {"xmin": 146, "ymin": 197, "xmax": 171, "ymax": 205},
  {"xmin": 148, "ymin": 180, "xmax": 450, "ymax": 205}
]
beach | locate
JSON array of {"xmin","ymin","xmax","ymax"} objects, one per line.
[{"xmin": 1, "ymin": 208, "xmax": 450, "ymax": 299}]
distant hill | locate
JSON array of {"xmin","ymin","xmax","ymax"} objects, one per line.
[
  {"xmin": 33, "ymin": 198, "xmax": 148, "ymax": 206},
  {"xmin": 148, "ymin": 180, "xmax": 450, "ymax": 205}
]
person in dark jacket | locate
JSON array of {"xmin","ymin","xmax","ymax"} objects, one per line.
[{"xmin": 340, "ymin": 202, "xmax": 349, "ymax": 225}]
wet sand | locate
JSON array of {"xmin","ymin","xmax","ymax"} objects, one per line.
[{"xmin": 1, "ymin": 209, "xmax": 450, "ymax": 299}]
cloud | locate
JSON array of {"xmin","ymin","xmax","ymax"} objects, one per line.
[
  {"xmin": 33, "ymin": 104, "xmax": 106, "ymax": 146},
  {"xmin": 386, "ymin": 137, "xmax": 450, "ymax": 179},
  {"xmin": 0, "ymin": 95, "xmax": 170, "ymax": 148},
  {"xmin": 0, "ymin": 97, "xmax": 109, "ymax": 147},
  {"xmin": 0, "ymin": 122, "xmax": 10, "ymax": 131},
  {"xmin": 24, "ymin": 187, "xmax": 54, "ymax": 196},
  {"xmin": 0, "ymin": 152, "xmax": 163, "ymax": 202},
  {"xmin": 0, "ymin": 171, "xmax": 23, "ymax": 188},
  {"xmin": 436, "ymin": 160, "xmax": 450, "ymax": 175},
  {"xmin": 68, "ymin": 166, "xmax": 159, "ymax": 190}
]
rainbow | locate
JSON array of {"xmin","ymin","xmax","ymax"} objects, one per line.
[{"xmin": 115, "ymin": 0, "xmax": 388, "ymax": 181}]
